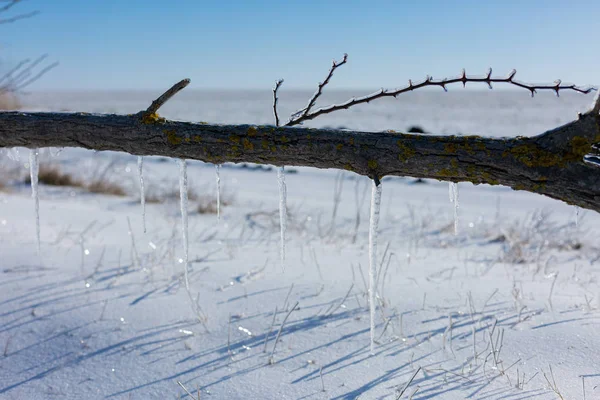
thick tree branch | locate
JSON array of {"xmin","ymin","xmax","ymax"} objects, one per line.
[{"xmin": 1, "ymin": 108, "xmax": 599, "ymax": 211}]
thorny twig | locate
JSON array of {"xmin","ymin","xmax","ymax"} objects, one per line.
[
  {"xmin": 288, "ymin": 53, "xmax": 348, "ymax": 124},
  {"xmin": 285, "ymin": 58, "xmax": 596, "ymax": 126},
  {"xmin": 272, "ymin": 79, "xmax": 284, "ymax": 127}
]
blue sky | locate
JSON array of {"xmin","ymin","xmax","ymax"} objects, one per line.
[{"xmin": 1, "ymin": 0, "xmax": 599, "ymax": 90}]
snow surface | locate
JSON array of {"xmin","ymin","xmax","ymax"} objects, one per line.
[{"xmin": 1, "ymin": 89, "xmax": 600, "ymax": 399}]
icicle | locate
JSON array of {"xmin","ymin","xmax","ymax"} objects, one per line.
[
  {"xmin": 451, "ymin": 182, "xmax": 459, "ymax": 235},
  {"xmin": 448, "ymin": 182, "xmax": 454, "ymax": 202},
  {"xmin": 29, "ymin": 149, "xmax": 40, "ymax": 253},
  {"xmin": 137, "ymin": 156, "xmax": 146, "ymax": 233},
  {"xmin": 215, "ymin": 164, "xmax": 221, "ymax": 221},
  {"xmin": 368, "ymin": 179, "xmax": 382, "ymax": 354},
  {"xmin": 277, "ymin": 166, "xmax": 287, "ymax": 270},
  {"xmin": 178, "ymin": 159, "xmax": 190, "ymax": 290}
]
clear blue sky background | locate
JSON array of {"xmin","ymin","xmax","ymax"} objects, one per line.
[{"xmin": 1, "ymin": 0, "xmax": 599, "ymax": 90}]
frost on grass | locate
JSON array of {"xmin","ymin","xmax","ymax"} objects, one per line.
[
  {"xmin": 277, "ymin": 166, "xmax": 287, "ymax": 270},
  {"xmin": 29, "ymin": 148, "xmax": 40, "ymax": 253},
  {"xmin": 137, "ymin": 156, "xmax": 146, "ymax": 233},
  {"xmin": 369, "ymin": 179, "xmax": 382, "ymax": 354},
  {"xmin": 178, "ymin": 159, "xmax": 190, "ymax": 290}
]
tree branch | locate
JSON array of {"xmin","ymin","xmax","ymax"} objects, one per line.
[
  {"xmin": 143, "ymin": 78, "xmax": 190, "ymax": 118},
  {"xmin": 286, "ymin": 68, "xmax": 595, "ymax": 126},
  {"xmin": 0, "ymin": 0, "xmax": 38, "ymax": 24},
  {"xmin": 1, "ymin": 107, "xmax": 599, "ymax": 211},
  {"xmin": 288, "ymin": 53, "xmax": 348, "ymax": 125},
  {"xmin": 272, "ymin": 79, "xmax": 284, "ymax": 127}
]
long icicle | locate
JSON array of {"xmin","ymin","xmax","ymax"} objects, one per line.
[
  {"xmin": 178, "ymin": 159, "xmax": 190, "ymax": 291},
  {"xmin": 277, "ymin": 166, "xmax": 287, "ymax": 271},
  {"xmin": 137, "ymin": 156, "xmax": 146, "ymax": 233},
  {"xmin": 452, "ymin": 182, "xmax": 459, "ymax": 235},
  {"xmin": 368, "ymin": 178, "xmax": 382, "ymax": 354},
  {"xmin": 29, "ymin": 148, "xmax": 40, "ymax": 253},
  {"xmin": 215, "ymin": 164, "xmax": 221, "ymax": 222}
]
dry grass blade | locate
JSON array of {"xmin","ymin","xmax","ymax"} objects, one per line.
[
  {"xmin": 177, "ymin": 380, "xmax": 199, "ymax": 400},
  {"xmin": 396, "ymin": 367, "xmax": 421, "ymax": 399},
  {"xmin": 268, "ymin": 301, "xmax": 299, "ymax": 364}
]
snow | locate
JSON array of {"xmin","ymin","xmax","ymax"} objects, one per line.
[
  {"xmin": 368, "ymin": 180, "xmax": 382, "ymax": 354},
  {"xmin": 1, "ymin": 89, "xmax": 599, "ymax": 399}
]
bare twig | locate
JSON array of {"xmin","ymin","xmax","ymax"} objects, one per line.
[
  {"xmin": 0, "ymin": 9, "xmax": 38, "ymax": 24},
  {"xmin": 272, "ymin": 79, "xmax": 284, "ymax": 127},
  {"xmin": 288, "ymin": 53, "xmax": 348, "ymax": 124},
  {"xmin": 0, "ymin": 0, "xmax": 20, "ymax": 14},
  {"xmin": 0, "ymin": 0, "xmax": 38, "ymax": 24},
  {"xmin": 286, "ymin": 66, "xmax": 595, "ymax": 126},
  {"xmin": 0, "ymin": 56, "xmax": 58, "ymax": 94},
  {"xmin": 143, "ymin": 78, "xmax": 190, "ymax": 118},
  {"xmin": 13, "ymin": 62, "xmax": 59, "ymax": 91}
]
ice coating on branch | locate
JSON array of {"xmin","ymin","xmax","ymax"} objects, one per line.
[
  {"xmin": 450, "ymin": 182, "xmax": 459, "ymax": 235},
  {"xmin": 178, "ymin": 159, "xmax": 190, "ymax": 290},
  {"xmin": 277, "ymin": 166, "xmax": 287, "ymax": 270},
  {"xmin": 29, "ymin": 149, "xmax": 40, "ymax": 253},
  {"xmin": 216, "ymin": 164, "xmax": 221, "ymax": 222},
  {"xmin": 137, "ymin": 156, "xmax": 146, "ymax": 233},
  {"xmin": 368, "ymin": 179, "xmax": 382, "ymax": 354}
]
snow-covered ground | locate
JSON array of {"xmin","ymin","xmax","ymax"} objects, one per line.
[{"xmin": 1, "ymin": 89, "xmax": 599, "ymax": 399}]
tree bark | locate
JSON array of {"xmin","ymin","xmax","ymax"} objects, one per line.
[{"xmin": 1, "ymin": 110, "xmax": 599, "ymax": 211}]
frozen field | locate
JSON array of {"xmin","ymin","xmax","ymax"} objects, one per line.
[{"xmin": 1, "ymin": 89, "xmax": 600, "ymax": 399}]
